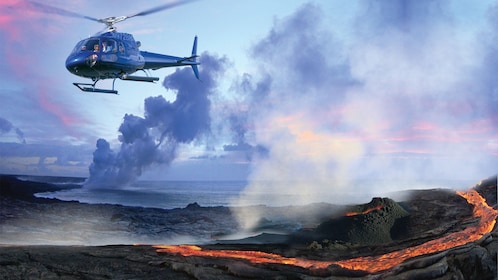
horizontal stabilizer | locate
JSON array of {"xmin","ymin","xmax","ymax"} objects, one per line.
[
  {"xmin": 177, "ymin": 55, "xmax": 199, "ymax": 63},
  {"xmin": 120, "ymin": 75, "xmax": 159, "ymax": 82}
]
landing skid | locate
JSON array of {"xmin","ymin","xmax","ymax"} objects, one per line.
[
  {"xmin": 73, "ymin": 82, "xmax": 118, "ymax": 94},
  {"xmin": 72, "ymin": 75, "xmax": 160, "ymax": 94}
]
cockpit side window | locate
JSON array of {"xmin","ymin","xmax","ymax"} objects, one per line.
[
  {"xmin": 102, "ymin": 39, "xmax": 117, "ymax": 53},
  {"xmin": 118, "ymin": 42, "xmax": 125, "ymax": 53}
]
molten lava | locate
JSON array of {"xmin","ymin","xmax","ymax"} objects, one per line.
[
  {"xmin": 344, "ymin": 204, "xmax": 383, "ymax": 217},
  {"xmin": 155, "ymin": 190, "xmax": 497, "ymax": 274}
]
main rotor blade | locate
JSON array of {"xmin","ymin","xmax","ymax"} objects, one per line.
[
  {"xmin": 127, "ymin": 0, "xmax": 197, "ymax": 19},
  {"xmin": 26, "ymin": 1, "xmax": 100, "ymax": 23}
]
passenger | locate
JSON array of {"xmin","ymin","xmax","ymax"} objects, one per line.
[{"xmin": 93, "ymin": 44, "xmax": 99, "ymax": 52}]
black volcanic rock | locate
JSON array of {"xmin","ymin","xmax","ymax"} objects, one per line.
[
  {"xmin": 476, "ymin": 176, "xmax": 498, "ymax": 208},
  {"xmin": 0, "ymin": 175, "xmax": 80, "ymax": 202},
  {"xmin": 0, "ymin": 175, "xmax": 496, "ymax": 279},
  {"xmin": 398, "ymin": 188, "xmax": 474, "ymax": 242}
]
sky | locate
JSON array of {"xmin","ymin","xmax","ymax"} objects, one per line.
[{"xmin": 0, "ymin": 0, "xmax": 497, "ymax": 190}]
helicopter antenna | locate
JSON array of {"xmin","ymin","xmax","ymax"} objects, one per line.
[{"xmin": 26, "ymin": 0, "xmax": 198, "ymax": 31}]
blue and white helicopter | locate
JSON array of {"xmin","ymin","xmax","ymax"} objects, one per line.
[{"xmin": 29, "ymin": 1, "xmax": 199, "ymax": 94}]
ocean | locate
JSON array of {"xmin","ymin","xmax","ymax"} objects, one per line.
[
  {"xmin": 34, "ymin": 180, "xmax": 247, "ymax": 209},
  {"xmin": 32, "ymin": 177, "xmax": 477, "ymax": 209}
]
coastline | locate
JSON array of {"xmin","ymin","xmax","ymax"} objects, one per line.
[
  {"xmin": 0, "ymin": 175, "xmax": 341, "ymax": 245},
  {"xmin": 0, "ymin": 174, "xmax": 83, "ymax": 202},
  {"xmin": 0, "ymin": 174, "xmax": 496, "ymax": 279}
]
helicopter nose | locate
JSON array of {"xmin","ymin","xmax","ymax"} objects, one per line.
[
  {"xmin": 66, "ymin": 55, "xmax": 84, "ymax": 74},
  {"xmin": 65, "ymin": 54, "xmax": 98, "ymax": 74}
]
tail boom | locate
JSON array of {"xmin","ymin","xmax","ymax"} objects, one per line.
[{"xmin": 141, "ymin": 36, "xmax": 200, "ymax": 79}]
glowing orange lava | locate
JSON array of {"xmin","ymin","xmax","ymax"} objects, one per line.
[
  {"xmin": 155, "ymin": 190, "xmax": 497, "ymax": 274},
  {"xmin": 344, "ymin": 204, "xmax": 383, "ymax": 217}
]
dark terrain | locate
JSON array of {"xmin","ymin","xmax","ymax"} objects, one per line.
[{"xmin": 0, "ymin": 174, "xmax": 496, "ymax": 279}]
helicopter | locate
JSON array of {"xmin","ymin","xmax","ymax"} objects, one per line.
[{"xmin": 27, "ymin": 0, "xmax": 200, "ymax": 94}]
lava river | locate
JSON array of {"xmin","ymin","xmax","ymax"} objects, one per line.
[{"xmin": 154, "ymin": 189, "xmax": 497, "ymax": 274}]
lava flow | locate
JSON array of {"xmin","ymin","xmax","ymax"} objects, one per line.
[
  {"xmin": 154, "ymin": 189, "xmax": 497, "ymax": 274},
  {"xmin": 344, "ymin": 204, "xmax": 383, "ymax": 217}
]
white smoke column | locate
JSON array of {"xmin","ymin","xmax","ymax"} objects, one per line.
[
  {"xmin": 85, "ymin": 53, "xmax": 227, "ymax": 188},
  {"xmin": 231, "ymin": 1, "xmax": 498, "ymax": 230}
]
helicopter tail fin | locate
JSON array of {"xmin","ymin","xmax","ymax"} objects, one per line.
[
  {"xmin": 190, "ymin": 36, "xmax": 200, "ymax": 80},
  {"xmin": 192, "ymin": 36, "xmax": 198, "ymax": 57}
]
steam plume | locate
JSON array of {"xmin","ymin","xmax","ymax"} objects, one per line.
[
  {"xmin": 231, "ymin": 1, "xmax": 498, "ymax": 230},
  {"xmin": 85, "ymin": 53, "xmax": 227, "ymax": 188}
]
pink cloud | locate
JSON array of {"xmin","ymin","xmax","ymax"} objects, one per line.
[
  {"xmin": 36, "ymin": 84, "xmax": 84, "ymax": 127},
  {"xmin": 0, "ymin": 1, "xmax": 90, "ymax": 137}
]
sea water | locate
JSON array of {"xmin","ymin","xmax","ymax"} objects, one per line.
[
  {"xmin": 33, "ymin": 178, "xmax": 476, "ymax": 209},
  {"xmin": 35, "ymin": 180, "xmax": 247, "ymax": 209}
]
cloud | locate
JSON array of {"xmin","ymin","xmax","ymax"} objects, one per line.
[
  {"xmin": 0, "ymin": 117, "xmax": 25, "ymax": 143},
  {"xmin": 0, "ymin": 1, "xmax": 91, "ymax": 143},
  {"xmin": 0, "ymin": 117, "xmax": 14, "ymax": 134},
  {"xmin": 0, "ymin": 142, "xmax": 91, "ymax": 176}
]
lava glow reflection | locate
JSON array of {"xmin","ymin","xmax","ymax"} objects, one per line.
[{"xmin": 154, "ymin": 190, "xmax": 497, "ymax": 274}]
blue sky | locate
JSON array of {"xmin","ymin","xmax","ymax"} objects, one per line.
[{"xmin": 0, "ymin": 0, "xmax": 497, "ymax": 186}]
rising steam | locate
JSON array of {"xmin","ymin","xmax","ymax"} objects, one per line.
[
  {"xmin": 85, "ymin": 53, "xmax": 227, "ymax": 188},
  {"xmin": 230, "ymin": 1, "xmax": 498, "ymax": 230},
  {"xmin": 83, "ymin": 1, "xmax": 497, "ymax": 232}
]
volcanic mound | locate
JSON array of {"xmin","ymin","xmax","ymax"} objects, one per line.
[{"xmin": 315, "ymin": 197, "xmax": 409, "ymax": 245}]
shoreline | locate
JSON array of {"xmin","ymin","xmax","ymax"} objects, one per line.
[
  {"xmin": 1, "ymin": 174, "xmax": 495, "ymax": 246},
  {"xmin": 0, "ymin": 174, "xmax": 83, "ymax": 203},
  {"xmin": 0, "ymin": 174, "xmax": 342, "ymax": 246},
  {"xmin": 0, "ymin": 175, "xmax": 496, "ymax": 279},
  {"xmin": 2, "ymin": 173, "xmax": 478, "ymax": 210}
]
